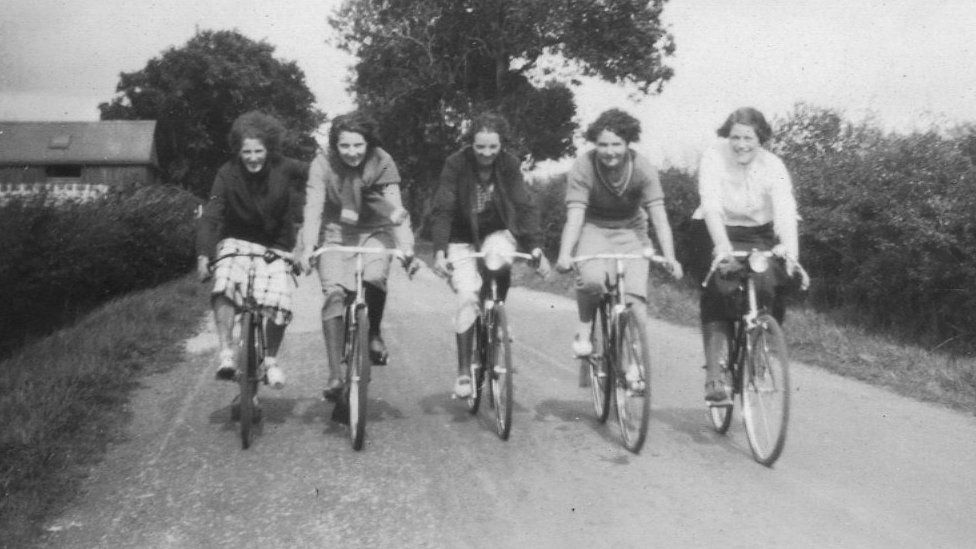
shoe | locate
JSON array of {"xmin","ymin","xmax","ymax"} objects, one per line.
[
  {"xmin": 572, "ymin": 334, "xmax": 593, "ymax": 357},
  {"xmin": 704, "ymin": 378, "xmax": 731, "ymax": 403},
  {"xmin": 624, "ymin": 366, "xmax": 646, "ymax": 395},
  {"xmin": 264, "ymin": 358, "xmax": 285, "ymax": 389},
  {"xmin": 331, "ymin": 399, "xmax": 350, "ymax": 425},
  {"xmin": 453, "ymin": 374, "xmax": 473, "ymax": 398},
  {"xmin": 369, "ymin": 334, "xmax": 388, "ymax": 366},
  {"xmin": 215, "ymin": 349, "xmax": 236, "ymax": 381},
  {"xmin": 322, "ymin": 377, "xmax": 344, "ymax": 403}
]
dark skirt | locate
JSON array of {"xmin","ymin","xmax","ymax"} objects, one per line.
[{"xmin": 693, "ymin": 222, "xmax": 789, "ymax": 323}]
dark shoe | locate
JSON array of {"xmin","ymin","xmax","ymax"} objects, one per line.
[
  {"xmin": 215, "ymin": 349, "xmax": 237, "ymax": 381},
  {"xmin": 704, "ymin": 378, "xmax": 731, "ymax": 403},
  {"xmin": 369, "ymin": 334, "xmax": 388, "ymax": 365},
  {"xmin": 322, "ymin": 377, "xmax": 344, "ymax": 403},
  {"xmin": 331, "ymin": 399, "xmax": 350, "ymax": 425}
]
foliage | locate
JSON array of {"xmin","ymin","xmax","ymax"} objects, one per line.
[
  {"xmin": 769, "ymin": 104, "xmax": 976, "ymax": 350},
  {"xmin": 99, "ymin": 30, "xmax": 324, "ymax": 196},
  {"xmin": 0, "ymin": 186, "xmax": 200, "ymax": 356},
  {"xmin": 330, "ymin": 0, "xmax": 675, "ymax": 223}
]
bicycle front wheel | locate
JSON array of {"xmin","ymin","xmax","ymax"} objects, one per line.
[
  {"xmin": 614, "ymin": 306, "xmax": 652, "ymax": 454},
  {"xmin": 490, "ymin": 305, "xmax": 513, "ymax": 440},
  {"xmin": 741, "ymin": 314, "xmax": 790, "ymax": 466},
  {"xmin": 588, "ymin": 306, "xmax": 612, "ymax": 423},
  {"xmin": 238, "ymin": 312, "xmax": 261, "ymax": 450},
  {"xmin": 348, "ymin": 305, "xmax": 371, "ymax": 451}
]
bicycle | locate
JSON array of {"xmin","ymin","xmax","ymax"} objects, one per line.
[
  {"xmin": 701, "ymin": 249, "xmax": 808, "ymax": 466},
  {"xmin": 447, "ymin": 247, "xmax": 534, "ymax": 440},
  {"xmin": 209, "ymin": 249, "xmax": 296, "ymax": 450},
  {"xmin": 311, "ymin": 245, "xmax": 406, "ymax": 451},
  {"xmin": 571, "ymin": 252, "xmax": 668, "ymax": 454}
]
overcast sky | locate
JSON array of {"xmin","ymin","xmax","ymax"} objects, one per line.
[{"xmin": 1, "ymin": 0, "xmax": 974, "ymax": 165}]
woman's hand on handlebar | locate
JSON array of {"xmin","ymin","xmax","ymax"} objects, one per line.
[
  {"xmin": 432, "ymin": 250, "xmax": 451, "ymax": 280},
  {"xmin": 197, "ymin": 255, "xmax": 212, "ymax": 283},
  {"xmin": 531, "ymin": 248, "xmax": 552, "ymax": 278}
]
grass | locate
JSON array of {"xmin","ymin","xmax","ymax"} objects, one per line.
[
  {"xmin": 0, "ymin": 273, "xmax": 208, "ymax": 547},
  {"xmin": 512, "ymin": 264, "xmax": 976, "ymax": 415}
]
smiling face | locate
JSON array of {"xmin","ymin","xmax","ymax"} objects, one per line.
[
  {"xmin": 472, "ymin": 130, "xmax": 502, "ymax": 168},
  {"xmin": 594, "ymin": 129, "xmax": 628, "ymax": 169},
  {"xmin": 239, "ymin": 138, "xmax": 268, "ymax": 173},
  {"xmin": 336, "ymin": 130, "xmax": 368, "ymax": 168},
  {"xmin": 728, "ymin": 123, "xmax": 760, "ymax": 165}
]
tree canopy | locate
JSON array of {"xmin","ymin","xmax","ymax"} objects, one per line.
[
  {"xmin": 99, "ymin": 30, "xmax": 324, "ymax": 196},
  {"xmin": 329, "ymin": 0, "xmax": 675, "ymax": 221}
]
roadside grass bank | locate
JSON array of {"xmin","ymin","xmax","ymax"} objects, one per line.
[
  {"xmin": 0, "ymin": 273, "xmax": 208, "ymax": 547},
  {"xmin": 510, "ymin": 265, "xmax": 976, "ymax": 415}
]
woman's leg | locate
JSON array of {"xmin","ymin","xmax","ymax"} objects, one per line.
[
  {"xmin": 212, "ymin": 294, "xmax": 237, "ymax": 378},
  {"xmin": 364, "ymin": 282, "xmax": 388, "ymax": 364},
  {"xmin": 700, "ymin": 290, "xmax": 733, "ymax": 401}
]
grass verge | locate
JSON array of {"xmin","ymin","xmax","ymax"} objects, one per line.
[
  {"xmin": 511, "ymin": 265, "xmax": 976, "ymax": 415},
  {"xmin": 0, "ymin": 273, "xmax": 208, "ymax": 547}
]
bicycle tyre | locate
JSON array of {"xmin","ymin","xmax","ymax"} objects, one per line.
[
  {"xmin": 349, "ymin": 305, "xmax": 371, "ymax": 451},
  {"xmin": 491, "ymin": 304, "xmax": 513, "ymax": 440},
  {"xmin": 588, "ymin": 305, "xmax": 612, "ymax": 423},
  {"xmin": 238, "ymin": 312, "xmax": 257, "ymax": 450},
  {"xmin": 741, "ymin": 314, "xmax": 790, "ymax": 466},
  {"xmin": 614, "ymin": 307, "xmax": 652, "ymax": 454},
  {"xmin": 466, "ymin": 316, "xmax": 485, "ymax": 414}
]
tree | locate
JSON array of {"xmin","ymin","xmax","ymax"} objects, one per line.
[
  {"xmin": 99, "ymin": 30, "xmax": 324, "ymax": 196},
  {"xmin": 329, "ymin": 0, "xmax": 675, "ymax": 223}
]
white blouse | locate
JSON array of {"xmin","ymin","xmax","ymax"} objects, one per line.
[{"xmin": 693, "ymin": 140, "xmax": 799, "ymax": 257}]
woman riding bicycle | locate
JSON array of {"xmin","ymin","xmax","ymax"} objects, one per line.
[
  {"xmin": 693, "ymin": 107, "xmax": 801, "ymax": 403},
  {"xmin": 196, "ymin": 111, "xmax": 308, "ymax": 389},
  {"xmin": 299, "ymin": 111, "xmax": 416, "ymax": 401},
  {"xmin": 554, "ymin": 109, "xmax": 683, "ymax": 370},
  {"xmin": 429, "ymin": 112, "xmax": 551, "ymax": 399}
]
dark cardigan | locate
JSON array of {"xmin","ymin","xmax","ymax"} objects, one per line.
[
  {"xmin": 196, "ymin": 156, "xmax": 308, "ymax": 258},
  {"xmin": 429, "ymin": 147, "xmax": 542, "ymax": 255}
]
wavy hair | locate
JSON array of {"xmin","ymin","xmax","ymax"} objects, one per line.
[
  {"xmin": 328, "ymin": 111, "xmax": 382, "ymax": 156},
  {"xmin": 228, "ymin": 111, "xmax": 285, "ymax": 159},
  {"xmin": 462, "ymin": 112, "xmax": 513, "ymax": 146},
  {"xmin": 583, "ymin": 108, "xmax": 641, "ymax": 144},
  {"xmin": 717, "ymin": 107, "xmax": 773, "ymax": 145}
]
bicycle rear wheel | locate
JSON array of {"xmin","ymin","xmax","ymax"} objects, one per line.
[
  {"xmin": 348, "ymin": 305, "xmax": 371, "ymax": 451},
  {"xmin": 466, "ymin": 316, "xmax": 485, "ymax": 414},
  {"xmin": 490, "ymin": 305, "xmax": 513, "ymax": 440},
  {"xmin": 588, "ymin": 305, "xmax": 612, "ymax": 423},
  {"xmin": 238, "ymin": 312, "xmax": 261, "ymax": 450},
  {"xmin": 614, "ymin": 306, "xmax": 652, "ymax": 454},
  {"xmin": 741, "ymin": 314, "xmax": 790, "ymax": 466}
]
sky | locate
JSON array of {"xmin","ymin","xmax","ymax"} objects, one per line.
[{"xmin": 2, "ymin": 0, "xmax": 975, "ymax": 166}]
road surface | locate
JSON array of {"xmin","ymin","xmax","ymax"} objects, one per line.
[{"xmin": 36, "ymin": 267, "xmax": 976, "ymax": 548}]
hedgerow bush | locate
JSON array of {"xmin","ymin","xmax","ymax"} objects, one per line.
[
  {"xmin": 0, "ymin": 185, "xmax": 200, "ymax": 355},
  {"xmin": 770, "ymin": 104, "xmax": 976, "ymax": 350}
]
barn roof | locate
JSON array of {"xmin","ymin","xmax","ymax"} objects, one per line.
[{"xmin": 0, "ymin": 120, "xmax": 157, "ymax": 166}]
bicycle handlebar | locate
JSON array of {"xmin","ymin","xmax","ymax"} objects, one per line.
[
  {"xmin": 570, "ymin": 252, "xmax": 669, "ymax": 264},
  {"xmin": 701, "ymin": 249, "xmax": 809, "ymax": 290},
  {"xmin": 446, "ymin": 250, "xmax": 534, "ymax": 268},
  {"xmin": 311, "ymin": 246, "xmax": 405, "ymax": 259}
]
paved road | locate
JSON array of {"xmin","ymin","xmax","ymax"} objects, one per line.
[{"xmin": 36, "ymin": 266, "xmax": 976, "ymax": 548}]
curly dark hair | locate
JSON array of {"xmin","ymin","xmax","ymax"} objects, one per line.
[
  {"xmin": 583, "ymin": 108, "xmax": 641, "ymax": 144},
  {"xmin": 717, "ymin": 107, "xmax": 773, "ymax": 145},
  {"xmin": 328, "ymin": 111, "xmax": 382, "ymax": 156},
  {"xmin": 462, "ymin": 112, "xmax": 513, "ymax": 146},
  {"xmin": 228, "ymin": 111, "xmax": 285, "ymax": 158}
]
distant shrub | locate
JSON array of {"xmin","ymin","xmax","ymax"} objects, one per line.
[{"xmin": 0, "ymin": 185, "xmax": 200, "ymax": 354}]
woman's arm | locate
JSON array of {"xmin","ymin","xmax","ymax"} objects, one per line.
[
  {"xmin": 646, "ymin": 202, "xmax": 682, "ymax": 279},
  {"xmin": 556, "ymin": 206, "xmax": 585, "ymax": 271},
  {"xmin": 697, "ymin": 148, "xmax": 733, "ymax": 257},
  {"xmin": 299, "ymin": 151, "xmax": 328, "ymax": 262}
]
